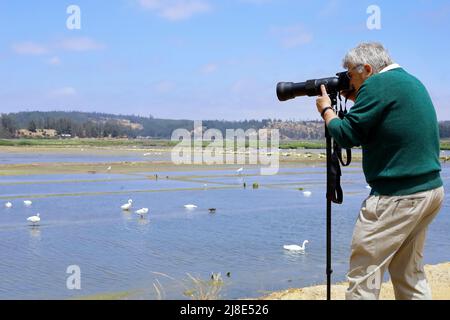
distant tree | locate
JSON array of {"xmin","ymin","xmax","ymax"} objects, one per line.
[
  {"xmin": 0, "ymin": 114, "xmax": 17, "ymax": 137},
  {"xmin": 28, "ymin": 120, "xmax": 37, "ymax": 132}
]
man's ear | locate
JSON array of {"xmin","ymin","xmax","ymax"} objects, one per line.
[{"xmin": 364, "ymin": 64, "xmax": 373, "ymax": 76}]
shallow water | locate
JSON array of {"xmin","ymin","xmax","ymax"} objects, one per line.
[{"xmin": 0, "ymin": 156, "xmax": 449, "ymax": 299}]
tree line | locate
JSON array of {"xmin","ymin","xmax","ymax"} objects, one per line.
[{"xmin": 2, "ymin": 111, "xmax": 450, "ymax": 140}]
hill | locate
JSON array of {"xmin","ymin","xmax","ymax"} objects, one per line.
[{"xmin": 2, "ymin": 111, "xmax": 450, "ymax": 140}]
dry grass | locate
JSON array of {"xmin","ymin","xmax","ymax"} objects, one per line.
[{"xmin": 152, "ymin": 272, "xmax": 226, "ymax": 300}]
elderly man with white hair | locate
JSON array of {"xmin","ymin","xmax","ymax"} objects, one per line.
[{"xmin": 316, "ymin": 42, "xmax": 444, "ymax": 300}]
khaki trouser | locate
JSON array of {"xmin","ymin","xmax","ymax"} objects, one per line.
[{"xmin": 346, "ymin": 186, "xmax": 444, "ymax": 300}]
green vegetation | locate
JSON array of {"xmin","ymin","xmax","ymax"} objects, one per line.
[
  {"xmin": 0, "ymin": 138, "xmax": 178, "ymax": 147},
  {"xmin": 279, "ymin": 140, "xmax": 326, "ymax": 149}
]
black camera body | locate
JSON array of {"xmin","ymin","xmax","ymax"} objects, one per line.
[{"xmin": 276, "ymin": 72, "xmax": 351, "ymax": 101}]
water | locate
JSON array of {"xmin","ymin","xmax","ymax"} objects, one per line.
[
  {"xmin": 0, "ymin": 155, "xmax": 449, "ymax": 299},
  {"xmin": 0, "ymin": 150, "xmax": 171, "ymax": 164}
]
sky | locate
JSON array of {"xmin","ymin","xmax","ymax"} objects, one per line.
[{"xmin": 0, "ymin": 0, "xmax": 449, "ymax": 120}]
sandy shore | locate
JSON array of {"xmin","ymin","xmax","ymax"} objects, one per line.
[{"xmin": 259, "ymin": 262, "xmax": 450, "ymax": 300}]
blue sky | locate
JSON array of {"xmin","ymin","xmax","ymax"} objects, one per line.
[{"xmin": 0, "ymin": 0, "xmax": 449, "ymax": 120}]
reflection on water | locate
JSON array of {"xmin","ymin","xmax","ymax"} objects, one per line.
[{"xmin": 0, "ymin": 158, "xmax": 449, "ymax": 300}]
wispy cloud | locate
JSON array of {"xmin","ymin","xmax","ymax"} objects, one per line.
[
  {"xmin": 12, "ymin": 37, "xmax": 104, "ymax": 57},
  {"xmin": 318, "ymin": 0, "xmax": 340, "ymax": 17},
  {"xmin": 270, "ymin": 24, "xmax": 313, "ymax": 48},
  {"xmin": 11, "ymin": 42, "xmax": 48, "ymax": 55},
  {"xmin": 47, "ymin": 56, "xmax": 61, "ymax": 66},
  {"xmin": 49, "ymin": 87, "xmax": 77, "ymax": 97},
  {"xmin": 57, "ymin": 37, "xmax": 105, "ymax": 52},
  {"xmin": 153, "ymin": 80, "xmax": 175, "ymax": 93},
  {"xmin": 200, "ymin": 63, "xmax": 218, "ymax": 74},
  {"xmin": 138, "ymin": 0, "xmax": 211, "ymax": 21},
  {"xmin": 239, "ymin": 0, "xmax": 271, "ymax": 4}
]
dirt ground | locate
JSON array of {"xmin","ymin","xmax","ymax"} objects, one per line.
[{"xmin": 260, "ymin": 262, "xmax": 450, "ymax": 300}]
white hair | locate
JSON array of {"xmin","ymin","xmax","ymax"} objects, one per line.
[{"xmin": 343, "ymin": 42, "xmax": 394, "ymax": 74}]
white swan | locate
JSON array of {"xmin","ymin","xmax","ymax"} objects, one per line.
[
  {"xmin": 303, "ymin": 191, "xmax": 312, "ymax": 197},
  {"xmin": 365, "ymin": 185, "xmax": 371, "ymax": 189},
  {"xmin": 121, "ymin": 199, "xmax": 133, "ymax": 211},
  {"xmin": 27, "ymin": 213, "xmax": 40, "ymax": 225},
  {"xmin": 5, "ymin": 202, "xmax": 12, "ymax": 208},
  {"xmin": 184, "ymin": 204, "xmax": 197, "ymax": 209},
  {"xmin": 135, "ymin": 208, "xmax": 149, "ymax": 217},
  {"xmin": 284, "ymin": 240, "xmax": 309, "ymax": 252},
  {"xmin": 236, "ymin": 168, "xmax": 243, "ymax": 174},
  {"xmin": 24, "ymin": 200, "xmax": 32, "ymax": 207}
]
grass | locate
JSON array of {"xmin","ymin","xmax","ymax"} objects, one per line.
[
  {"xmin": 0, "ymin": 138, "xmax": 178, "ymax": 147},
  {"xmin": 152, "ymin": 272, "xmax": 226, "ymax": 300},
  {"xmin": 74, "ymin": 290, "xmax": 134, "ymax": 300},
  {"xmin": 2, "ymin": 138, "xmax": 450, "ymax": 150}
]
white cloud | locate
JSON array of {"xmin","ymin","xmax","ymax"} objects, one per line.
[
  {"xmin": 12, "ymin": 42, "xmax": 48, "ymax": 55},
  {"xmin": 239, "ymin": 0, "xmax": 271, "ymax": 4},
  {"xmin": 318, "ymin": 0, "xmax": 340, "ymax": 17},
  {"xmin": 49, "ymin": 87, "xmax": 77, "ymax": 97},
  {"xmin": 138, "ymin": 0, "xmax": 211, "ymax": 21},
  {"xmin": 270, "ymin": 24, "xmax": 313, "ymax": 48},
  {"xmin": 47, "ymin": 56, "xmax": 61, "ymax": 66},
  {"xmin": 201, "ymin": 63, "xmax": 218, "ymax": 74},
  {"xmin": 57, "ymin": 37, "xmax": 105, "ymax": 52}
]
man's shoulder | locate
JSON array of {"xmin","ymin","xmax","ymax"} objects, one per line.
[
  {"xmin": 368, "ymin": 68, "xmax": 408, "ymax": 83},
  {"xmin": 363, "ymin": 68, "xmax": 418, "ymax": 91}
]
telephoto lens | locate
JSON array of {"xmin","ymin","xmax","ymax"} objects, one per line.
[{"xmin": 276, "ymin": 72, "xmax": 351, "ymax": 101}]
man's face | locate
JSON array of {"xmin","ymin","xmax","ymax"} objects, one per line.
[{"xmin": 342, "ymin": 63, "xmax": 373, "ymax": 102}]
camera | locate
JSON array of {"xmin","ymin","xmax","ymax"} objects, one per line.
[{"xmin": 276, "ymin": 71, "xmax": 352, "ymax": 101}]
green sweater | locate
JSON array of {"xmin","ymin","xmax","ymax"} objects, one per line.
[{"xmin": 327, "ymin": 68, "xmax": 442, "ymax": 196}]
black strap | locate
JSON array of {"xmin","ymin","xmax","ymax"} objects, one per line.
[{"xmin": 328, "ymin": 95, "xmax": 352, "ymax": 204}]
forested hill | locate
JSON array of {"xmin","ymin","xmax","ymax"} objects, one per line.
[
  {"xmin": 2, "ymin": 111, "xmax": 450, "ymax": 140},
  {"xmin": 0, "ymin": 111, "xmax": 271, "ymax": 139}
]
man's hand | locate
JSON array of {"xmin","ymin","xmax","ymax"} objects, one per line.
[
  {"xmin": 316, "ymin": 84, "xmax": 332, "ymax": 114},
  {"xmin": 316, "ymin": 84, "xmax": 338, "ymax": 125}
]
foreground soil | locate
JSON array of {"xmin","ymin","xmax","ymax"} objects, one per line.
[{"xmin": 260, "ymin": 262, "xmax": 450, "ymax": 300}]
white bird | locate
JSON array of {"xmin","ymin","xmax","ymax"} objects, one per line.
[
  {"xmin": 184, "ymin": 204, "xmax": 198, "ymax": 209},
  {"xmin": 366, "ymin": 185, "xmax": 371, "ymax": 189},
  {"xmin": 143, "ymin": 153, "xmax": 152, "ymax": 156},
  {"xmin": 121, "ymin": 199, "xmax": 133, "ymax": 211},
  {"xmin": 283, "ymin": 240, "xmax": 309, "ymax": 252},
  {"xmin": 236, "ymin": 168, "xmax": 244, "ymax": 175},
  {"xmin": 27, "ymin": 213, "xmax": 40, "ymax": 225},
  {"xmin": 303, "ymin": 191, "xmax": 312, "ymax": 197},
  {"xmin": 107, "ymin": 166, "xmax": 112, "ymax": 171},
  {"xmin": 135, "ymin": 208, "xmax": 149, "ymax": 217},
  {"xmin": 24, "ymin": 200, "xmax": 32, "ymax": 207},
  {"xmin": 5, "ymin": 202, "xmax": 12, "ymax": 208}
]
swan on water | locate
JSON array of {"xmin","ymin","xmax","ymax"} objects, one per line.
[
  {"xmin": 5, "ymin": 202, "xmax": 12, "ymax": 208},
  {"xmin": 27, "ymin": 213, "xmax": 41, "ymax": 225},
  {"xmin": 135, "ymin": 208, "xmax": 149, "ymax": 217},
  {"xmin": 303, "ymin": 191, "xmax": 312, "ymax": 197},
  {"xmin": 24, "ymin": 200, "xmax": 32, "ymax": 207},
  {"xmin": 283, "ymin": 240, "xmax": 309, "ymax": 252},
  {"xmin": 236, "ymin": 168, "xmax": 243, "ymax": 175},
  {"xmin": 184, "ymin": 204, "xmax": 197, "ymax": 209},
  {"xmin": 121, "ymin": 199, "xmax": 133, "ymax": 211}
]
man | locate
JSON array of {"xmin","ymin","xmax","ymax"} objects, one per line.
[{"xmin": 316, "ymin": 42, "xmax": 444, "ymax": 300}]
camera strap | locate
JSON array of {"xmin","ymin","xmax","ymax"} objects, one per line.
[{"xmin": 328, "ymin": 94, "xmax": 352, "ymax": 204}]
